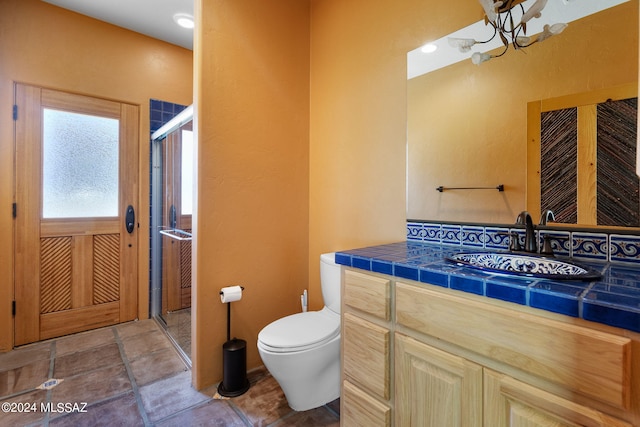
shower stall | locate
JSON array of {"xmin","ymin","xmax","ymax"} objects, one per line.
[{"xmin": 150, "ymin": 105, "xmax": 193, "ymax": 362}]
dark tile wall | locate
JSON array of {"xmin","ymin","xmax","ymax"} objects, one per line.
[{"xmin": 150, "ymin": 99, "xmax": 188, "ymax": 133}]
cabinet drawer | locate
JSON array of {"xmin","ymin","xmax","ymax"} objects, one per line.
[
  {"xmin": 343, "ymin": 312, "xmax": 390, "ymax": 400},
  {"xmin": 344, "ymin": 269, "xmax": 390, "ymax": 320},
  {"xmin": 484, "ymin": 369, "xmax": 632, "ymax": 427},
  {"xmin": 396, "ymin": 282, "xmax": 632, "ymax": 409},
  {"xmin": 342, "ymin": 380, "xmax": 391, "ymax": 427}
]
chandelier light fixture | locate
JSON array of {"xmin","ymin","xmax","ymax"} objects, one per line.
[{"xmin": 449, "ymin": 0, "xmax": 568, "ymax": 65}]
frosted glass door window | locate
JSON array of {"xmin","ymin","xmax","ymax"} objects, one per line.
[
  {"xmin": 42, "ymin": 108, "xmax": 119, "ymax": 218},
  {"xmin": 181, "ymin": 129, "xmax": 194, "ymax": 215}
]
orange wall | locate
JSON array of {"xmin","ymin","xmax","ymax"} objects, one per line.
[
  {"xmin": 0, "ymin": 0, "xmax": 193, "ymax": 351},
  {"xmin": 193, "ymin": 0, "xmax": 458, "ymax": 389},
  {"xmin": 307, "ymin": 0, "xmax": 482, "ymax": 309},
  {"xmin": 307, "ymin": 0, "xmax": 639, "ymax": 301},
  {"xmin": 407, "ymin": 2, "xmax": 638, "ymax": 223},
  {"xmin": 192, "ymin": 0, "xmax": 310, "ymax": 388}
]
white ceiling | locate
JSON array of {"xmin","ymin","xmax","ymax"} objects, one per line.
[
  {"xmin": 407, "ymin": 0, "xmax": 629, "ymax": 79},
  {"xmin": 42, "ymin": 0, "xmax": 629, "ymax": 69},
  {"xmin": 42, "ymin": 0, "xmax": 194, "ymax": 50}
]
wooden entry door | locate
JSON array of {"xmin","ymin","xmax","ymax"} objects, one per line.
[{"xmin": 14, "ymin": 84, "xmax": 139, "ymax": 346}]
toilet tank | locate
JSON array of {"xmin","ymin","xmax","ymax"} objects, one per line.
[{"xmin": 320, "ymin": 253, "xmax": 341, "ymax": 314}]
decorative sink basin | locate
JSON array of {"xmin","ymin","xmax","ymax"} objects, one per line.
[{"xmin": 446, "ymin": 252, "xmax": 602, "ymax": 281}]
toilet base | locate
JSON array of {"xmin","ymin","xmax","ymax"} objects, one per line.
[{"xmin": 258, "ymin": 334, "xmax": 341, "ymax": 411}]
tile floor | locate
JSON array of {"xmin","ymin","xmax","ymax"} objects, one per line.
[
  {"xmin": 0, "ymin": 319, "xmax": 340, "ymax": 426},
  {"xmin": 162, "ymin": 308, "xmax": 192, "ymax": 360}
]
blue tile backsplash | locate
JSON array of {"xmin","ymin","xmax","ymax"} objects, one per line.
[
  {"xmin": 334, "ymin": 221, "xmax": 640, "ymax": 333},
  {"xmin": 407, "ymin": 221, "xmax": 640, "ymax": 265}
]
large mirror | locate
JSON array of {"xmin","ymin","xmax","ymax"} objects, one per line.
[{"xmin": 407, "ymin": 0, "xmax": 638, "ymax": 227}]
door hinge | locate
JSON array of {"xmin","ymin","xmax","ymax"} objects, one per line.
[
  {"xmin": 12, "ymin": 301, "xmax": 16, "ymax": 317},
  {"xmin": 12, "ymin": 105, "xmax": 17, "ymax": 121},
  {"xmin": 12, "ymin": 203, "xmax": 16, "ymax": 218}
]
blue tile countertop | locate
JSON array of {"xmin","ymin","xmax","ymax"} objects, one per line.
[{"xmin": 335, "ymin": 241, "xmax": 640, "ymax": 333}]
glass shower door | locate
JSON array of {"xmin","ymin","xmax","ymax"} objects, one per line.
[
  {"xmin": 161, "ymin": 124, "xmax": 193, "ymax": 315},
  {"xmin": 151, "ymin": 111, "xmax": 193, "ymax": 361}
]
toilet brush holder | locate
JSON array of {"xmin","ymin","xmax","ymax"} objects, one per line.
[
  {"xmin": 218, "ymin": 287, "xmax": 250, "ymax": 397},
  {"xmin": 218, "ymin": 337, "xmax": 250, "ymax": 397}
]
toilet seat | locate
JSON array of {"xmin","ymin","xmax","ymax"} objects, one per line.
[{"xmin": 258, "ymin": 310, "xmax": 340, "ymax": 353}]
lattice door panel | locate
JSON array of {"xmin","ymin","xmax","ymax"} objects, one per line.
[
  {"xmin": 180, "ymin": 235, "xmax": 192, "ymax": 309},
  {"xmin": 541, "ymin": 108, "xmax": 578, "ymax": 224},
  {"xmin": 93, "ymin": 234, "xmax": 120, "ymax": 304},
  {"xmin": 597, "ymin": 98, "xmax": 639, "ymax": 227},
  {"xmin": 40, "ymin": 237, "xmax": 72, "ymax": 314},
  {"xmin": 40, "ymin": 234, "xmax": 121, "ymax": 314}
]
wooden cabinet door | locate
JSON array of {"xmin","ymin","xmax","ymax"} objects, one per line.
[
  {"xmin": 395, "ymin": 333, "xmax": 482, "ymax": 427},
  {"xmin": 484, "ymin": 369, "xmax": 632, "ymax": 427}
]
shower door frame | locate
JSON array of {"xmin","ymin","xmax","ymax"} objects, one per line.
[
  {"xmin": 150, "ymin": 108, "xmax": 193, "ymax": 320},
  {"xmin": 161, "ymin": 123, "xmax": 192, "ymax": 314}
]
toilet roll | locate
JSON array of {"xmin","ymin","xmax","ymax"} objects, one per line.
[{"xmin": 220, "ymin": 286, "xmax": 243, "ymax": 303}]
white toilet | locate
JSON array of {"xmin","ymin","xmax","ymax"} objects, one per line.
[{"xmin": 257, "ymin": 252, "xmax": 341, "ymax": 411}]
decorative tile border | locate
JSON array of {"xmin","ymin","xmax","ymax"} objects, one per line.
[
  {"xmin": 484, "ymin": 227, "xmax": 510, "ymax": 249},
  {"xmin": 406, "ymin": 222, "xmax": 424, "ymax": 241},
  {"xmin": 441, "ymin": 225, "xmax": 461, "ymax": 245},
  {"xmin": 407, "ymin": 221, "xmax": 640, "ymax": 264},
  {"xmin": 610, "ymin": 234, "xmax": 640, "ymax": 265},
  {"xmin": 572, "ymin": 232, "xmax": 608, "ymax": 262},
  {"xmin": 461, "ymin": 226, "xmax": 485, "ymax": 247},
  {"xmin": 423, "ymin": 223, "xmax": 442, "ymax": 242}
]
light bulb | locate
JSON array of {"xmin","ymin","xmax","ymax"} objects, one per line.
[
  {"xmin": 471, "ymin": 52, "xmax": 492, "ymax": 65},
  {"xmin": 173, "ymin": 13, "xmax": 194, "ymax": 29},
  {"xmin": 421, "ymin": 44, "xmax": 438, "ymax": 54}
]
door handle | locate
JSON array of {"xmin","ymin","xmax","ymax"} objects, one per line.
[{"xmin": 125, "ymin": 205, "xmax": 135, "ymax": 234}]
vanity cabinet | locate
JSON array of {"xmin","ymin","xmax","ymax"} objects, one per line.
[
  {"xmin": 342, "ymin": 270, "xmax": 392, "ymax": 426},
  {"xmin": 341, "ymin": 268, "xmax": 639, "ymax": 427}
]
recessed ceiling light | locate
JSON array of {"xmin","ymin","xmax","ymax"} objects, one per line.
[
  {"xmin": 421, "ymin": 43, "xmax": 438, "ymax": 54},
  {"xmin": 173, "ymin": 13, "xmax": 194, "ymax": 29}
]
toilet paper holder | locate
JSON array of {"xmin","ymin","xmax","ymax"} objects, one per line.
[
  {"xmin": 218, "ymin": 286, "xmax": 250, "ymax": 397},
  {"xmin": 219, "ymin": 286, "xmax": 244, "ymax": 341},
  {"xmin": 219, "ymin": 286, "xmax": 245, "ymax": 297}
]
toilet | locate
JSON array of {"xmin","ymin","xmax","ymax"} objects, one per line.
[{"xmin": 257, "ymin": 253, "xmax": 341, "ymax": 411}]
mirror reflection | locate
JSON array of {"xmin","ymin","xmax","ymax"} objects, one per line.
[{"xmin": 407, "ymin": 0, "xmax": 638, "ymax": 227}]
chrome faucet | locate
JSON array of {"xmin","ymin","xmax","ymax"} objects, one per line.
[
  {"xmin": 539, "ymin": 209, "xmax": 555, "ymax": 225},
  {"xmin": 516, "ymin": 211, "xmax": 537, "ymax": 253}
]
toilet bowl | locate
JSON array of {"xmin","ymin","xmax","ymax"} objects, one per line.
[{"xmin": 257, "ymin": 253, "xmax": 341, "ymax": 411}]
